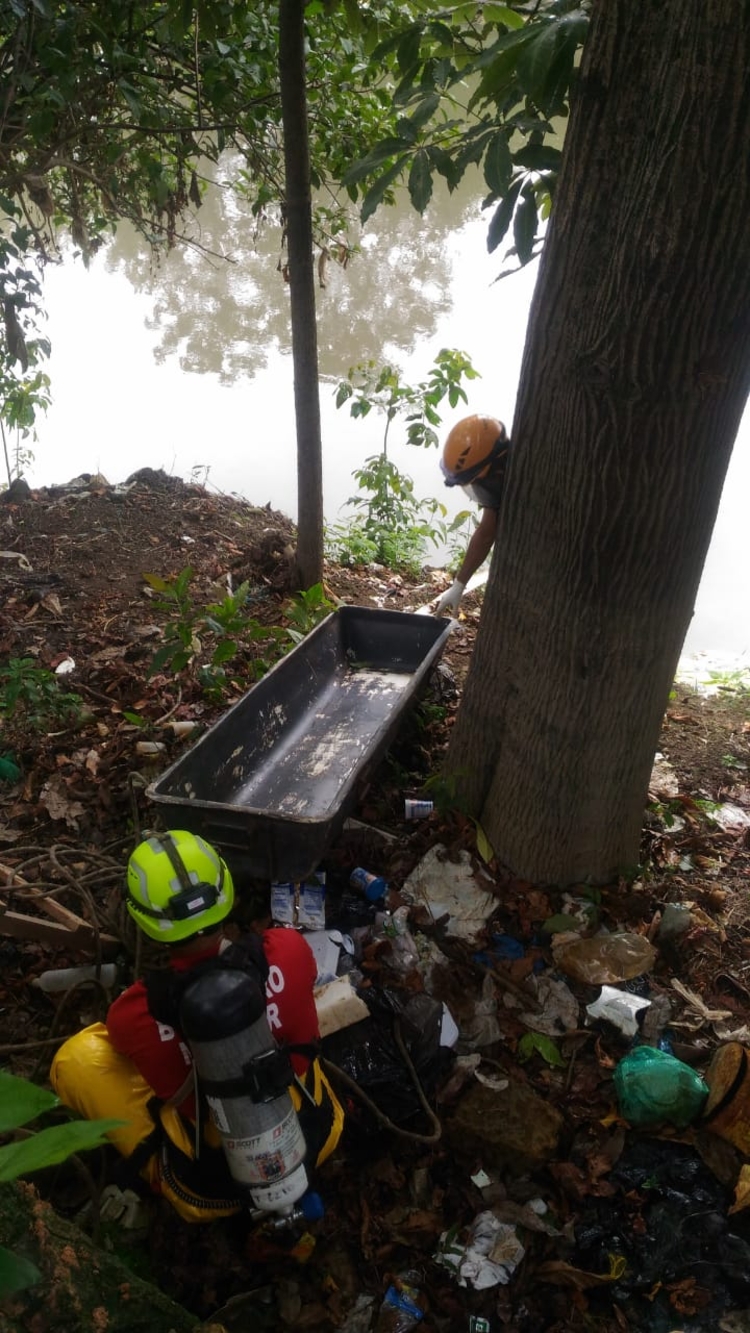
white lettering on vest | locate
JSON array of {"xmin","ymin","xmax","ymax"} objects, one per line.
[
  {"xmin": 266, "ymin": 1002, "xmax": 281, "ymax": 1031},
  {"xmin": 157, "ymin": 1022, "xmax": 175, "ymax": 1042},
  {"xmin": 266, "ymin": 964, "xmax": 284, "ymax": 997}
]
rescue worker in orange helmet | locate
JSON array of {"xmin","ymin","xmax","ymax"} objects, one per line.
[{"xmin": 433, "ymin": 414, "xmax": 511, "ymax": 617}]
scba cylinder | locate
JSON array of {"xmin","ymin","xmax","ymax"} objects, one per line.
[{"xmin": 179, "ymin": 967, "xmax": 308, "ymax": 1214}]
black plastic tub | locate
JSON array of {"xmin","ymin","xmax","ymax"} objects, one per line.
[{"xmin": 147, "ymin": 606, "xmax": 451, "ymax": 882}]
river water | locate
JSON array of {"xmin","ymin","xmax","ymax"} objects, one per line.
[{"xmin": 22, "ymin": 176, "xmax": 750, "ymax": 662}]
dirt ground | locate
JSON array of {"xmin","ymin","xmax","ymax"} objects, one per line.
[{"xmin": 2, "ymin": 471, "xmax": 750, "ymax": 1333}]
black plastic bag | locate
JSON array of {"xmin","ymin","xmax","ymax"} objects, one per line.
[{"xmin": 321, "ymin": 987, "xmax": 453, "ymax": 1126}]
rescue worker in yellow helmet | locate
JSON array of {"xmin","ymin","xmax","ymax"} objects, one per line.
[
  {"xmin": 50, "ymin": 830, "xmax": 344, "ymax": 1224},
  {"xmin": 433, "ymin": 414, "xmax": 511, "ymax": 616}
]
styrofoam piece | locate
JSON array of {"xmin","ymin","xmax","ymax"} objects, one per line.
[{"xmin": 314, "ymin": 976, "xmax": 370, "ymax": 1037}]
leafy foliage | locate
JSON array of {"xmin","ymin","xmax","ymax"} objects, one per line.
[
  {"xmin": 0, "ymin": 0, "xmax": 409, "ymax": 443},
  {"xmin": 144, "ymin": 568, "xmax": 338, "ymax": 696},
  {"xmin": 0, "ymin": 658, "xmax": 82, "ymax": 734},
  {"xmin": 342, "ymin": 1, "xmax": 591, "ymax": 271},
  {"xmin": 332, "ymin": 348, "xmax": 479, "ymax": 572},
  {"xmin": 0, "ymin": 1070, "xmax": 122, "ymax": 1296}
]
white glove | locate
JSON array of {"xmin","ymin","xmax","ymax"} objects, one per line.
[{"xmin": 434, "ymin": 579, "xmax": 465, "ymax": 616}]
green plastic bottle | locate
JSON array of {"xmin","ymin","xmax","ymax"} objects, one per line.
[{"xmin": 614, "ymin": 1046, "xmax": 708, "ymax": 1129}]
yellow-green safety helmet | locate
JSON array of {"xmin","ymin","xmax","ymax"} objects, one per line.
[{"xmin": 126, "ymin": 830, "xmax": 234, "ymax": 943}]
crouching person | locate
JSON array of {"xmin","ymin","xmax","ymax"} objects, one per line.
[{"xmin": 51, "ymin": 830, "xmax": 344, "ymax": 1222}]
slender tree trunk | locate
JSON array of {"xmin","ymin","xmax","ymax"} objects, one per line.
[
  {"xmin": 278, "ymin": 0, "xmax": 324, "ymax": 588},
  {"xmin": 448, "ymin": 0, "xmax": 750, "ymax": 885}
]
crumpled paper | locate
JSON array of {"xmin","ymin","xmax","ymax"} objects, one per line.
[{"xmin": 435, "ymin": 1210, "xmax": 525, "ymax": 1289}]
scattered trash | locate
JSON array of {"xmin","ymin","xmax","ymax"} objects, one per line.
[
  {"xmin": 302, "ymin": 928, "xmax": 345, "ymax": 982},
  {"xmin": 314, "ymin": 975, "xmax": 370, "ymax": 1037},
  {"xmin": 614, "ymin": 1044, "xmax": 709, "ymax": 1128},
  {"xmin": 574, "ymin": 1139, "xmax": 750, "ymax": 1330},
  {"xmin": 713, "ymin": 803, "xmax": 750, "ymax": 832},
  {"xmin": 649, "ymin": 752, "xmax": 679, "ymax": 799},
  {"xmin": 586, "ymin": 985, "xmax": 651, "ymax": 1037},
  {"xmin": 338, "ymin": 1293, "xmax": 377, "ymax": 1333},
  {"xmin": 350, "ymin": 866, "xmax": 388, "ymax": 901},
  {"xmin": 456, "ymin": 972, "xmax": 502, "ymax": 1051},
  {"xmin": 403, "ymin": 845, "xmax": 496, "ymax": 940},
  {"xmin": 435, "ymin": 1210, "xmax": 525, "ymax": 1289},
  {"xmin": 54, "ymin": 656, "xmax": 76, "ymax": 675},
  {"xmin": 404, "ymin": 800, "xmax": 434, "ymax": 820},
  {"xmin": 271, "ymin": 873, "xmax": 326, "ymax": 929},
  {"xmin": 670, "ymin": 978, "xmax": 750, "ymax": 1044},
  {"xmin": 517, "ymin": 974, "xmax": 579, "ymax": 1036},
  {"xmin": 135, "ymin": 740, "xmax": 167, "ymax": 756},
  {"xmin": 657, "ymin": 901, "xmax": 693, "ymax": 944},
  {"xmin": 374, "ymin": 1271, "xmax": 423, "ymax": 1331},
  {"xmin": 33, "ymin": 964, "xmax": 118, "ymax": 993},
  {"xmin": 163, "ymin": 719, "xmax": 198, "ymax": 738},
  {"xmin": 553, "ymin": 931, "xmax": 656, "ymax": 985}
]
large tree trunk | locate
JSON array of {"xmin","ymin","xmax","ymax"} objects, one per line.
[
  {"xmin": 448, "ymin": 0, "xmax": 750, "ymax": 885},
  {"xmin": 0, "ymin": 1181, "xmax": 200, "ymax": 1332},
  {"xmin": 279, "ymin": 0, "xmax": 324, "ymax": 589}
]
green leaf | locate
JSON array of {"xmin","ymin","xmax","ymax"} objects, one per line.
[
  {"xmin": 541, "ymin": 913, "xmax": 581, "ymax": 935},
  {"xmin": 473, "ymin": 820, "xmax": 494, "ymax": 864},
  {"xmin": 343, "ymin": 137, "xmax": 412, "ymax": 188},
  {"xmin": 514, "ymin": 144, "xmax": 562, "ymax": 172},
  {"xmin": 513, "ymin": 185, "xmax": 538, "ymax": 263},
  {"xmin": 408, "ymin": 148, "xmax": 433, "ymax": 213},
  {"xmin": 122, "ymin": 711, "xmax": 147, "ymax": 728},
  {"xmin": 486, "ymin": 179, "xmax": 521, "ymax": 253},
  {"xmin": 483, "ymin": 131, "xmax": 512, "ymax": 195},
  {"xmin": 141, "ymin": 571, "xmax": 171, "ymax": 592},
  {"xmin": 0, "ymin": 1245, "xmax": 41, "ymax": 1297},
  {"xmin": 0, "ymin": 1073, "xmax": 57, "ymax": 1132},
  {"xmin": 408, "ymin": 91, "xmax": 440, "ymax": 132},
  {"xmin": 360, "ymin": 157, "xmax": 409, "ymax": 224},
  {"xmin": 517, "ymin": 1032, "xmax": 566, "ymax": 1068},
  {"xmin": 396, "ymin": 25, "xmax": 422, "ymax": 74},
  {"xmin": 0, "ymin": 1119, "xmax": 125, "ymax": 1182}
]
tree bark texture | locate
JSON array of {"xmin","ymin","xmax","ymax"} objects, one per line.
[
  {"xmin": 0, "ymin": 1181, "xmax": 200, "ymax": 1332},
  {"xmin": 279, "ymin": 0, "xmax": 324, "ymax": 588},
  {"xmin": 448, "ymin": 0, "xmax": 750, "ymax": 884}
]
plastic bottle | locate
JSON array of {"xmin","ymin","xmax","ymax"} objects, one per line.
[
  {"xmin": 384, "ymin": 907, "xmax": 419, "ymax": 974},
  {"xmin": 33, "ymin": 964, "xmax": 118, "ymax": 993},
  {"xmin": 350, "ymin": 867, "xmax": 388, "ymax": 902},
  {"xmin": 614, "ymin": 1045, "xmax": 709, "ymax": 1128}
]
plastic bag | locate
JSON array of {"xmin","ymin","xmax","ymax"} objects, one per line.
[
  {"xmin": 614, "ymin": 1045, "xmax": 708, "ymax": 1128},
  {"xmin": 321, "ymin": 989, "xmax": 452, "ymax": 1125},
  {"xmin": 554, "ymin": 932, "xmax": 656, "ymax": 984},
  {"xmin": 374, "ymin": 1272, "xmax": 423, "ymax": 1332}
]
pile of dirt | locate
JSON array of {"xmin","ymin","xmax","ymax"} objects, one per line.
[{"xmin": 2, "ymin": 473, "xmax": 750, "ymax": 1333}]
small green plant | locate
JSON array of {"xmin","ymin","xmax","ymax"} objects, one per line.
[
  {"xmin": 0, "ymin": 658, "xmax": 82, "ymax": 732},
  {"xmin": 707, "ymin": 667, "xmax": 750, "ymax": 695},
  {"xmin": 517, "ymin": 1032, "xmax": 566, "ymax": 1068},
  {"xmin": 333, "ymin": 348, "xmax": 479, "ymax": 572},
  {"xmin": 0, "ymin": 1070, "xmax": 122, "ymax": 1296},
  {"xmin": 284, "ymin": 583, "xmax": 337, "ymax": 642},
  {"xmin": 143, "ymin": 568, "xmax": 284, "ymax": 691},
  {"xmin": 722, "ymin": 753, "xmax": 747, "ymax": 771}
]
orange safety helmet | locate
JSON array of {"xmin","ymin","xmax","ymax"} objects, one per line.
[{"xmin": 440, "ymin": 415, "xmax": 508, "ymax": 488}]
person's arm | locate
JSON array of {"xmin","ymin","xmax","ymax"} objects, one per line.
[{"xmin": 434, "ymin": 507, "xmax": 498, "ymax": 615}]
